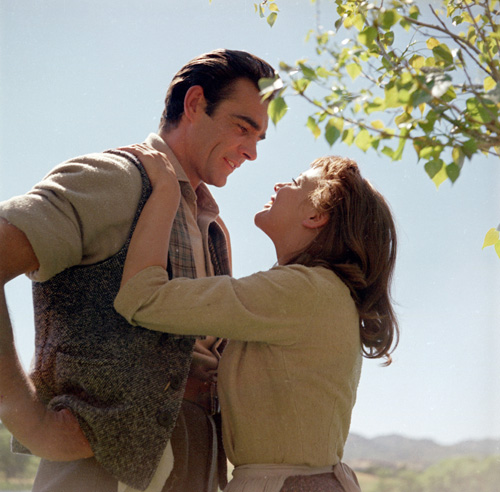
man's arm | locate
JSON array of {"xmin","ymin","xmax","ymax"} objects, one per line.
[
  {"xmin": 0, "ymin": 218, "xmax": 39, "ymax": 284},
  {"xmin": 0, "ymin": 218, "xmax": 93, "ymax": 460}
]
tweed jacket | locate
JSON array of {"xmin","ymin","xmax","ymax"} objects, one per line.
[{"xmin": 14, "ymin": 150, "xmax": 230, "ymax": 490}]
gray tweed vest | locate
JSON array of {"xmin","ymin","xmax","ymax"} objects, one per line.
[{"xmin": 23, "ymin": 151, "xmax": 230, "ymax": 490}]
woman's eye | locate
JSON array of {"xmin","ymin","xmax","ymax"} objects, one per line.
[{"xmin": 292, "ymin": 178, "xmax": 298, "ymax": 186}]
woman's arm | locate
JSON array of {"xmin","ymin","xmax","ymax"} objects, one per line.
[
  {"xmin": 115, "ymin": 264, "xmax": 332, "ymax": 344},
  {"xmin": 117, "ymin": 144, "xmax": 181, "ymax": 287},
  {"xmin": 0, "ymin": 285, "xmax": 93, "ymax": 460}
]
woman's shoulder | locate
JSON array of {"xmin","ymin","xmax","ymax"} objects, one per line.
[{"xmin": 268, "ymin": 263, "xmax": 349, "ymax": 288}]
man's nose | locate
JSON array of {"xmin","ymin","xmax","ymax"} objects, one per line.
[{"xmin": 240, "ymin": 139, "xmax": 258, "ymax": 162}]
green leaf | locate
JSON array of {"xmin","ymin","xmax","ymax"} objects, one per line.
[
  {"xmin": 346, "ymin": 63, "xmax": 362, "ymax": 80},
  {"xmin": 278, "ymin": 61, "xmax": 294, "ymax": 72},
  {"xmin": 397, "ymin": 89, "xmax": 411, "ymax": 104},
  {"xmin": 400, "ymin": 18, "xmax": 411, "ymax": 31},
  {"xmin": 466, "ymin": 97, "xmax": 493, "ymax": 124},
  {"xmin": 462, "ymin": 139, "xmax": 478, "ymax": 158},
  {"xmin": 354, "ymin": 128, "xmax": 372, "ymax": 152},
  {"xmin": 381, "ymin": 146, "xmax": 394, "ymax": 158},
  {"xmin": 445, "ymin": 163, "xmax": 461, "ymax": 183},
  {"xmin": 484, "ymin": 75, "xmax": 498, "ymax": 92},
  {"xmin": 482, "ymin": 228, "xmax": 500, "ymax": 249},
  {"xmin": 267, "ymin": 12, "xmax": 278, "ymax": 27},
  {"xmin": 306, "ymin": 116, "xmax": 321, "ymax": 139},
  {"xmin": 342, "ymin": 128, "xmax": 355, "ymax": 146},
  {"xmin": 419, "ymin": 146, "xmax": 436, "ymax": 160},
  {"xmin": 411, "ymin": 88, "xmax": 432, "ymax": 107},
  {"xmin": 326, "ymin": 116, "xmax": 344, "ymax": 133},
  {"xmin": 325, "ymin": 125, "xmax": 341, "ymax": 146},
  {"xmin": 452, "ymin": 147, "xmax": 465, "ymax": 169},
  {"xmin": 384, "ymin": 84, "xmax": 400, "ymax": 108},
  {"xmin": 379, "ymin": 9, "xmax": 400, "ymax": 30},
  {"xmin": 425, "ymin": 159, "xmax": 447, "ymax": 188},
  {"xmin": 353, "ymin": 14, "xmax": 364, "ymax": 31},
  {"xmin": 395, "ymin": 112, "xmax": 411, "ymax": 127},
  {"xmin": 409, "ymin": 5, "xmax": 420, "ymax": 20},
  {"xmin": 268, "ymin": 2, "xmax": 279, "ymax": 12},
  {"xmin": 316, "ymin": 66, "xmax": 333, "ymax": 78},
  {"xmin": 433, "ymin": 44, "xmax": 454, "ymax": 66},
  {"xmin": 292, "ymin": 78, "xmax": 310, "ymax": 94},
  {"xmin": 382, "ymin": 30, "xmax": 395, "ymax": 46},
  {"xmin": 258, "ymin": 76, "xmax": 284, "ymax": 100},
  {"xmin": 344, "ymin": 13, "xmax": 364, "ymax": 30},
  {"xmin": 495, "ymin": 242, "xmax": 500, "ymax": 259},
  {"xmin": 365, "ymin": 97, "xmax": 385, "ymax": 114},
  {"xmin": 410, "ymin": 55, "xmax": 425, "ymax": 70},
  {"xmin": 426, "ymin": 37, "xmax": 440, "ymax": 50},
  {"xmin": 298, "ymin": 63, "xmax": 317, "ymax": 80},
  {"xmin": 358, "ymin": 26, "xmax": 377, "ymax": 48},
  {"xmin": 268, "ymin": 97, "xmax": 287, "ymax": 125},
  {"xmin": 392, "ymin": 128, "xmax": 409, "ymax": 161},
  {"xmin": 401, "ymin": 71, "xmax": 414, "ymax": 86},
  {"xmin": 424, "ymin": 158, "xmax": 444, "ymax": 179},
  {"xmin": 418, "ymin": 110, "xmax": 437, "ymax": 134}
]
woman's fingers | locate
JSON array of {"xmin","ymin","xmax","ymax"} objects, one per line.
[{"xmin": 116, "ymin": 144, "xmax": 177, "ymax": 189}]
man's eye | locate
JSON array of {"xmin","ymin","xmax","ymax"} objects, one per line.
[{"xmin": 238, "ymin": 124, "xmax": 249, "ymax": 134}]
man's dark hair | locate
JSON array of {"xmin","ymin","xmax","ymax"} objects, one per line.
[{"xmin": 159, "ymin": 49, "xmax": 276, "ymax": 131}]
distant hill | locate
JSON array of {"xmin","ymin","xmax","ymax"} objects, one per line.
[{"xmin": 343, "ymin": 433, "xmax": 500, "ymax": 469}]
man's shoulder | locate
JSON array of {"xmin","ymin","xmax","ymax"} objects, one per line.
[
  {"xmin": 42, "ymin": 148, "xmax": 145, "ymax": 188},
  {"xmin": 64, "ymin": 148, "xmax": 141, "ymax": 172}
]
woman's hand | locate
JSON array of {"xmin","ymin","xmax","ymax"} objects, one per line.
[
  {"xmin": 118, "ymin": 144, "xmax": 182, "ymax": 286},
  {"xmin": 117, "ymin": 144, "xmax": 180, "ymax": 199}
]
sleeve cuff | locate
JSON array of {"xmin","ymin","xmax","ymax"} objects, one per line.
[{"xmin": 114, "ymin": 266, "xmax": 168, "ymax": 325}]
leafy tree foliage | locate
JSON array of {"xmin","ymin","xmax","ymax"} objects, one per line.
[
  {"xmin": 367, "ymin": 456, "xmax": 500, "ymax": 492},
  {"xmin": 257, "ymin": 0, "xmax": 500, "ymax": 257},
  {"xmin": 0, "ymin": 423, "xmax": 38, "ymax": 483}
]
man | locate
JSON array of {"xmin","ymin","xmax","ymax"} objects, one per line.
[{"xmin": 0, "ymin": 49, "xmax": 275, "ymax": 492}]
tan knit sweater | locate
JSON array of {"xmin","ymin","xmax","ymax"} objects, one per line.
[{"xmin": 115, "ymin": 263, "xmax": 362, "ymax": 467}]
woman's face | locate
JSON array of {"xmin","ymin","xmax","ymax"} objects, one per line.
[{"xmin": 254, "ymin": 167, "xmax": 323, "ymax": 243}]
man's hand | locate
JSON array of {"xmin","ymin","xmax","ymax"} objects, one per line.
[
  {"xmin": 0, "ymin": 285, "xmax": 93, "ymax": 461},
  {"xmin": 32, "ymin": 407, "xmax": 93, "ymax": 461}
]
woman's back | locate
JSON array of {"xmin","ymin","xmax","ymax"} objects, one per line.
[{"xmin": 217, "ymin": 265, "xmax": 362, "ymax": 468}]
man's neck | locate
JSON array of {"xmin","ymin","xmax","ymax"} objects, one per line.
[{"xmin": 159, "ymin": 128, "xmax": 201, "ymax": 190}]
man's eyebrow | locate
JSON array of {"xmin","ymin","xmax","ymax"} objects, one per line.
[{"xmin": 233, "ymin": 114, "xmax": 267, "ymax": 140}]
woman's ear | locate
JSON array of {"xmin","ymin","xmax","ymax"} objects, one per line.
[
  {"xmin": 302, "ymin": 211, "xmax": 329, "ymax": 230},
  {"xmin": 183, "ymin": 85, "xmax": 206, "ymax": 122}
]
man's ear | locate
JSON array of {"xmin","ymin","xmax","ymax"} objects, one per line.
[
  {"xmin": 302, "ymin": 211, "xmax": 329, "ymax": 230},
  {"xmin": 183, "ymin": 85, "xmax": 206, "ymax": 122}
]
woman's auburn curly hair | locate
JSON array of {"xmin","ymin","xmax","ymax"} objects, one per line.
[{"xmin": 287, "ymin": 156, "xmax": 399, "ymax": 365}]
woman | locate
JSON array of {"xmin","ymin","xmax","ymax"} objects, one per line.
[{"xmin": 113, "ymin": 145, "xmax": 399, "ymax": 492}]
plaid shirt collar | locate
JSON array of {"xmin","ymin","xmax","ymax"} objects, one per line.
[{"xmin": 144, "ymin": 133, "xmax": 229, "ymax": 279}]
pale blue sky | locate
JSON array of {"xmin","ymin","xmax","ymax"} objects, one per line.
[{"xmin": 1, "ymin": 0, "xmax": 499, "ymax": 446}]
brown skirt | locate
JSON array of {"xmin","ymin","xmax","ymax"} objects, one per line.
[
  {"xmin": 224, "ymin": 463, "xmax": 361, "ymax": 492},
  {"xmin": 280, "ymin": 471, "xmax": 347, "ymax": 492}
]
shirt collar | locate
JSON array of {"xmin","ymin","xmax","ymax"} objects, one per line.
[{"xmin": 144, "ymin": 133, "xmax": 220, "ymax": 217}]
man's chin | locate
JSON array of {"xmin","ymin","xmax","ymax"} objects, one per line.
[{"xmin": 211, "ymin": 175, "xmax": 229, "ymax": 188}]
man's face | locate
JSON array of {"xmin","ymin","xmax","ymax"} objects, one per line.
[{"xmin": 186, "ymin": 78, "xmax": 269, "ymax": 188}]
